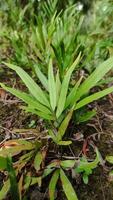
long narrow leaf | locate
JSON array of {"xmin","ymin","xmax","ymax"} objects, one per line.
[
  {"xmin": 0, "ymin": 179, "xmax": 10, "ymax": 200},
  {"xmin": 22, "ymin": 106, "xmax": 54, "ymax": 120},
  {"xmin": 57, "ymin": 109, "xmax": 73, "ymax": 141},
  {"xmin": 49, "ymin": 169, "xmax": 59, "ymax": 200},
  {"xmin": 75, "ymin": 56, "xmax": 113, "ymax": 101},
  {"xmin": 61, "ymin": 160, "xmax": 76, "ymax": 168},
  {"xmin": 34, "ymin": 152, "xmax": 43, "ymax": 171},
  {"xmin": 56, "ymin": 53, "xmax": 81, "ymax": 118},
  {"xmin": 56, "ymin": 70, "xmax": 61, "ymax": 104},
  {"xmin": 65, "ymin": 76, "xmax": 83, "ymax": 108},
  {"xmin": 6, "ymin": 157, "xmax": 20, "ymax": 200},
  {"xmin": 0, "ymin": 140, "xmax": 35, "ymax": 157},
  {"xmin": 34, "ymin": 64, "xmax": 48, "ymax": 91},
  {"xmin": 75, "ymin": 86, "xmax": 113, "ymax": 110},
  {"xmin": 60, "ymin": 169, "xmax": 78, "ymax": 200},
  {"xmin": 3, "ymin": 62, "xmax": 50, "ymax": 107},
  {"xmin": 37, "ymin": 19, "xmax": 46, "ymax": 50},
  {"xmin": 48, "ymin": 59, "xmax": 56, "ymax": 111},
  {"xmin": 0, "ymin": 156, "xmax": 7, "ymax": 170},
  {"xmin": 0, "ymin": 83, "xmax": 51, "ymax": 115}
]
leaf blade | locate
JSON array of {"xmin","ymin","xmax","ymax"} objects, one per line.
[
  {"xmin": 6, "ymin": 156, "xmax": 20, "ymax": 200},
  {"xmin": 49, "ymin": 169, "xmax": 59, "ymax": 200},
  {"xmin": 0, "ymin": 156, "xmax": 7, "ymax": 170},
  {"xmin": 48, "ymin": 59, "xmax": 56, "ymax": 111},
  {"xmin": 22, "ymin": 106, "xmax": 54, "ymax": 120},
  {"xmin": 56, "ymin": 53, "xmax": 81, "ymax": 118},
  {"xmin": 106, "ymin": 156, "xmax": 113, "ymax": 164},
  {"xmin": 60, "ymin": 169, "xmax": 78, "ymax": 200},
  {"xmin": 56, "ymin": 70, "xmax": 61, "ymax": 104},
  {"xmin": 0, "ymin": 83, "xmax": 51, "ymax": 115},
  {"xmin": 34, "ymin": 64, "xmax": 48, "ymax": 91},
  {"xmin": 75, "ymin": 56, "xmax": 113, "ymax": 101},
  {"xmin": 34, "ymin": 152, "xmax": 43, "ymax": 171},
  {"xmin": 3, "ymin": 62, "xmax": 50, "ymax": 107},
  {"xmin": 75, "ymin": 86, "xmax": 113, "ymax": 110},
  {"xmin": 0, "ymin": 179, "xmax": 10, "ymax": 200},
  {"xmin": 65, "ymin": 76, "xmax": 83, "ymax": 108},
  {"xmin": 57, "ymin": 109, "xmax": 73, "ymax": 141}
]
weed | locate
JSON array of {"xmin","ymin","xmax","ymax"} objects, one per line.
[{"xmin": 0, "ymin": 0, "xmax": 113, "ymax": 199}]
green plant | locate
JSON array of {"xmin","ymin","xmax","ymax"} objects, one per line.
[
  {"xmin": 27, "ymin": 3, "xmax": 85, "ymax": 78},
  {"xmin": 42, "ymin": 147, "xmax": 102, "ymax": 199},
  {"xmin": 1, "ymin": 43, "xmax": 113, "ymax": 199},
  {"xmin": 0, "ymin": 142, "xmax": 102, "ymax": 200},
  {"xmin": 1, "ymin": 0, "xmax": 113, "ymax": 76},
  {"xmin": 75, "ymin": 148, "xmax": 102, "ymax": 184},
  {"xmin": 1, "ymin": 1, "xmax": 113, "ymax": 199},
  {"xmin": 1, "ymin": 55, "xmax": 113, "ymax": 144}
]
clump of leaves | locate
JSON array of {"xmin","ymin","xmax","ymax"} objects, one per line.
[
  {"xmin": 0, "ymin": 54, "xmax": 113, "ymax": 198},
  {"xmin": 1, "ymin": 55, "xmax": 113, "ymax": 143},
  {"xmin": 75, "ymin": 148, "xmax": 102, "ymax": 184},
  {"xmin": 0, "ymin": 143, "xmax": 102, "ymax": 200},
  {"xmin": 1, "ymin": 1, "xmax": 113, "ymax": 199}
]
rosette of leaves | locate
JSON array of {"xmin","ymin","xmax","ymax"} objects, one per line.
[{"xmin": 1, "ymin": 55, "xmax": 113, "ymax": 145}]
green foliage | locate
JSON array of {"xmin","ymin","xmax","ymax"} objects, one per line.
[
  {"xmin": 42, "ymin": 147, "xmax": 102, "ymax": 199},
  {"xmin": 106, "ymin": 156, "xmax": 113, "ymax": 164},
  {"xmin": 75, "ymin": 109, "xmax": 96, "ymax": 124},
  {"xmin": 0, "ymin": 156, "xmax": 20, "ymax": 200},
  {"xmin": 49, "ymin": 169, "xmax": 59, "ymax": 200},
  {"xmin": 1, "ymin": 55, "xmax": 113, "ymax": 145},
  {"xmin": 0, "ymin": 156, "xmax": 7, "ymax": 170},
  {"xmin": 60, "ymin": 169, "xmax": 78, "ymax": 200},
  {"xmin": 48, "ymin": 58, "xmax": 57, "ymax": 111},
  {"xmin": 1, "ymin": 0, "xmax": 113, "ymax": 199},
  {"xmin": 6, "ymin": 157, "xmax": 20, "ymax": 200},
  {"xmin": 75, "ymin": 148, "xmax": 102, "ymax": 184},
  {"xmin": 34, "ymin": 152, "xmax": 43, "ymax": 171},
  {"xmin": 0, "ymin": 179, "xmax": 10, "ymax": 200}
]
